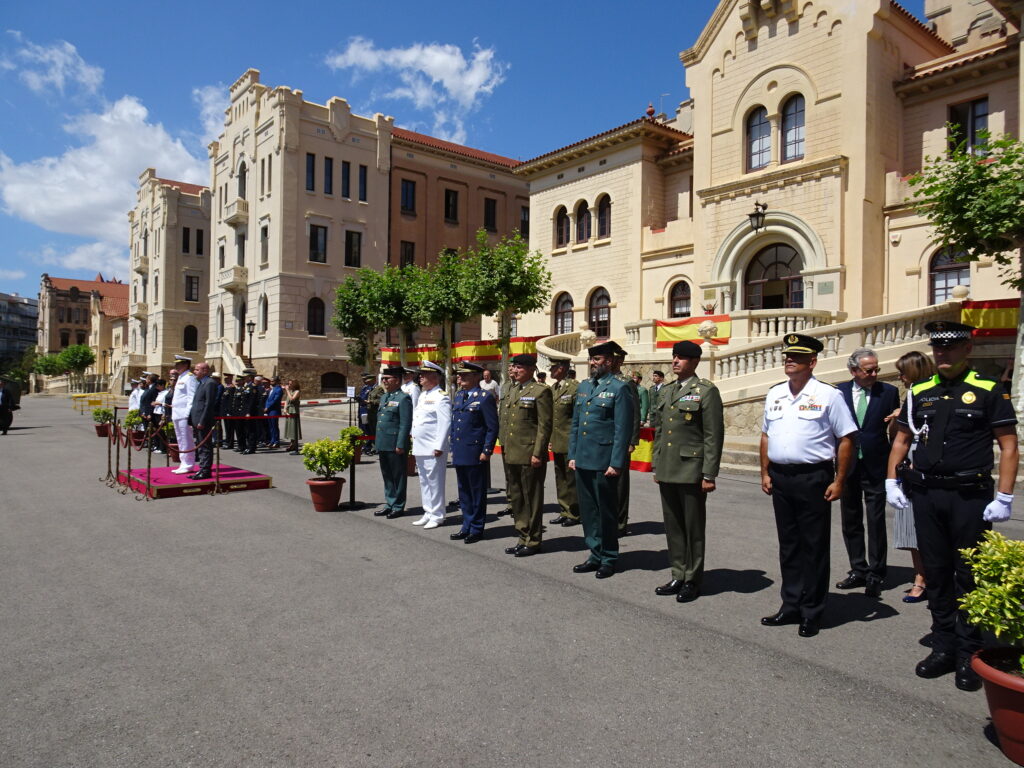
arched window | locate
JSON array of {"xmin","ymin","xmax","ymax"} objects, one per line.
[
  {"xmin": 238, "ymin": 162, "xmax": 247, "ymax": 199},
  {"xmin": 183, "ymin": 325, "xmax": 198, "ymax": 352},
  {"xmin": 307, "ymin": 297, "xmax": 325, "ymax": 336},
  {"xmin": 554, "ymin": 206, "xmax": 570, "ymax": 248},
  {"xmin": 597, "ymin": 195, "xmax": 612, "ymax": 238},
  {"xmin": 670, "ymin": 281, "xmax": 692, "ymax": 318},
  {"xmin": 575, "ymin": 201, "xmax": 591, "ymax": 243},
  {"xmin": 259, "ymin": 295, "xmax": 268, "ymax": 333},
  {"xmin": 747, "ymin": 106, "xmax": 771, "ymax": 171},
  {"xmin": 217, "ymin": 306, "xmax": 224, "ymax": 338},
  {"xmin": 929, "ymin": 247, "xmax": 970, "ymax": 303},
  {"xmin": 745, "ymin": 244, "xmax": 803, "ymax": 310},
  {"xmin": 782, "ymin": 95, "xmax": 805, "ymax": 162},
  {"xmin": 321, "ymin": 372, "xmax": 347, "ymax": 393},
  {"xmin": 588, "ymin": 288, "xmax": 611, "ymax": 339},
  {"xmin": 554, "ymin": 293, "xmax": 574, "ymax": 334}
]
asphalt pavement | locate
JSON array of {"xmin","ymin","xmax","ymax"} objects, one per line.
[{"xmin": 0, "ymin": 397, "xmax": 1020, "ymax": 767}]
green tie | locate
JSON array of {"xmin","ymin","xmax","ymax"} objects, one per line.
[{"xmin": 855, "ymin": 388, "xmax": 867, "ymax": 459}]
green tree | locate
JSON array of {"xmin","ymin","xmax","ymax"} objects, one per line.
[
  {"xmin": 333, "ymin": 273, "xmax": 376, "ymax": 368},
  {"xmin": 407, "ymin": 249, "xmax": 476, "ymax": 383},
  {"xmin": 57, "ymin": 344, "xmax": 96, "ymax": 391},
  {"xmin": 34, "ymin": 353, "xmax": 65, "ymax": 377},
  {"xmin": 464, "ymin": 230, "xmax": 553, "ymax": 371},
  {"xmin": 910, "ymin": 130, "xmax": 1024, "ymax": 435},
  {"xmin": 0, "ymin": 347, "xmax": 38, "ymax": 383}
]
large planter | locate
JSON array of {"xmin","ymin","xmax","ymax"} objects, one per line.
[
  {"xmin": 306, "ymin": 477, "xmax": 345, "ymax": 512},
  {"xmin": 974, "ymin": 647, "xmax": 1024, "ymax": 765},
  {"xmin": 94, "ymin": 424, "xmax": 110, "ymax": 437}
]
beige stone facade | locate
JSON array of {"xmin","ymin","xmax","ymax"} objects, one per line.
[
  {"xmin": 37, "ymin": 274, "xmax": 126, "ymax": 355},
  {"xmin": 87, "ymin": 291, "xmax": 128, "ymax": 384},
  {"xmin": 127, "ymin": 168, "xmax": 211, "ymax": 382},
  {"xmin": 503, "ymin": 0, "xmax": 1021, "ymax": 365}
]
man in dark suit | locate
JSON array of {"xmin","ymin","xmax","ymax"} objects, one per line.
[
  {"xmin": 188, "ymin": 362, "xmax": 219, "ymax": 480},
  {"xmin": 836, "ymin": 348, "xmax": 901, "ymax": 597},
  {"xmin": 449, "ymin": 362, "xmax": 499, "ymax": 543},
  {"xmin": 264, "ymin": 377, "xmax": 284, "ymax": 448},
  {"xmin": 138, "ymin": 374, "xmax": 160, "ymax": 452},
  {"xmin": 0, "ymin": 379, "xmax": 14, "ymax": 435}
]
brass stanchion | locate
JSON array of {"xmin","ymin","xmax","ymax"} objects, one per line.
[
  {"xmin": 100, "ymin": 423, "xmax": 114, "ymax": 485},
  {"xmin": 114, "ymin": 420, "xmax": 125, "ymax": 493},
  {"xmin": 212, "ymin": 419, "xmax": 223, "ymax": 495},
  {"xmin": 122, "ymin": 423, "xmax": 133, "ymax": 495}
]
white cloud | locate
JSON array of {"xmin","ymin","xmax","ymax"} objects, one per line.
[
  {"xmin": 2, "ymin": 31, "xmax": 103, "ymax": 96},
  {"xmin": 0, "ymin": 95, "xmax": 206, "ymax": 244},
  {"xmin": 0, "ymin": 268, "xmax": 26, "ymax": 280},
  {"xmin": 192, "ymin": 83, "xmax": 229, "ymax": 144},
  {"xmin": 325, "ymin": 37, "xmax": 508, "ymax": 144},
  {"xmin": 34, "ymin": 242, "xmax": 127, "ymax": 279}
]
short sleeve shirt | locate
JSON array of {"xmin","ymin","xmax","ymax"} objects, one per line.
[{"xmin": 762, "ymin": 377, "xmax": 858, "ymax": 464}]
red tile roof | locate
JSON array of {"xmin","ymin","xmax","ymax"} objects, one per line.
[
  {"xmin": 156, "ymin": 177, "xmax": 208, "ymax": 196},
  {"xmin": 900, "ymin": 38, "xmax": 1014, "ymax": 82},
  {"xmin": 48, "ymin": 276, "xmax": 129, "ymax": 298},
  {"xmin": 890, "ymin": 1, "xmax": 955, "ymax": 52},
  {"xmin": 100, "ymin": 296, "xmax": 129, "ymax": 318},
  {"xmin": 520, "ymin": 117, "xmax": 691, "ymax": 167},
  {"xmin": 391, "ymin": 127, "xmax": 520, "ymax": 169}
]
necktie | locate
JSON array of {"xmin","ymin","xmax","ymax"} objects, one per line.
[{"xmin": 855, "ymin": 387, "xmax": 867, "ymax": 426}]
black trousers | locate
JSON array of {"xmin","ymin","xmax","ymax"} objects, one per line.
[
  {"xmin": 246, "ymin": 417, "xmax": 259, "ymax": 452},
  {"xmin": 222, "ymin": 417, "xmax": 235, "ymax": 446},
  {"xmin": 912, "ymin": 484, "xmax": 991, "ymax": 659},
  {"xmin": 769, "ymin": 463, "xmax": 834, "ymax": 622},
  {"xmin": 194, "ymin": 425, "xmax": 214, "ymax": 473},
  {"xmin": 839, "ymin": 465, "xmax": 888, "ymax": 581},
  {"xmin": 616, "ymin": 463, "xmax": 630, "ymax": 532}
]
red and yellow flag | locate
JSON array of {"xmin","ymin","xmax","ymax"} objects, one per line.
[
  {"xmin": 961, "ymin": 299, "xmax": 1019, "ymax": 338},
  {"xmin": 380, "ymin": 336, "xmax": 544, "ymax": 365},
  {"xmin": 656, "ymin": 315, "xmax": 731, "ymax": 348}
]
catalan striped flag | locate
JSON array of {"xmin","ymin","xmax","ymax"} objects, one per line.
[
  {"xmin": 656, "ymin": 315, "xmax": 731, "ymax": 348},
  {"xmin": 961, "ymin": 299, "xmax": 1019, "ymax": 337}
]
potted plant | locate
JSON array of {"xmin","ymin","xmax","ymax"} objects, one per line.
[
  {"xmin": 161, "ymin": 421, "xmax": 179, "ymax": 462},
  {"xmin": 701, "ymin": 301, "xmax": 718, "ymax": 315},
  {"xmin": 301, "ymin": 428, "xmax": 361, "ymax": 511},
  {"xmin": 123, "ymin": 409, "xmax": 145, "ymax": 448},
  {"xmin": 92, "ymin": 407, "xmax": 114, "ymax": 437},
  {"xmin": 961, "ymin": 530, "xmax": 1024, "ymax": 764}
]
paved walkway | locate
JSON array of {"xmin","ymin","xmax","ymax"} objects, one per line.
[{"xmin": 0, "ymin": 397, "xmax": 1018, "ymax": 767}]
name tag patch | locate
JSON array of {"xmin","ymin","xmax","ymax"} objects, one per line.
[
  {"xmin": 679, "ymin": 395, "xmax": 701, "ymax": 402},
  {"xmin": 598, "ymin": 392, "xmax": 613, "ymax": 399},
  {"xmin": 520, "ymin": 396, "xmax": 535, "ymax": 402},
  {"xmin": 798, "ymin": 404, "xmax": 823, "ymax": 412}
]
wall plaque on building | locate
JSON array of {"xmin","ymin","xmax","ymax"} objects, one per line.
[{"xmin": 817, "ymin": 281, "xmax": 834, "ymax": 296}]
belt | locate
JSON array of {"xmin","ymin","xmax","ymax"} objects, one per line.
[
  {"xmin": 904, "ymin": 468, "xmax": 993, "ymax": 490},
  {"xmin": 768, "ymin": 460, "xmax": 834, "ymax": 475}
]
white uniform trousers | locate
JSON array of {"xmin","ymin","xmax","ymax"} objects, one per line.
[
  {"xmin": 415, "ymin": 453, "xmax": 447, "ymax": 521},
  {"xmin": 173, "ymin": 418, "xmax": 196, "ymax": 470}
]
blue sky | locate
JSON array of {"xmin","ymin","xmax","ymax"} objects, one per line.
[{"xmin": 0, "ymin": 0, "xmax": 926, "ymax": 299}]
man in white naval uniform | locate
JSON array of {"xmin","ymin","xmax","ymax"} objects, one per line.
[
  {"xmin": 127, "ymin": 380, "xmax": 142, "ymax": 411},
  {"xmin": 402, "ymin": 368, "xmax": 421, "ymax": 410},
  {"xmin": 410, "ymin": 361, "xmax": 451, "ymax": 529},
  {"xmin": 170, "ymin": 355, "xmax": 199, "ymax": 474}
]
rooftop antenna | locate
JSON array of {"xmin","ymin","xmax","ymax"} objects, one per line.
[{"xmin": 659, "ymin": 93, "xmax": 671, "ymax": 117}]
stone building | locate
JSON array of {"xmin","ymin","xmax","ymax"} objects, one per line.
[
  {"xmin": 88, "ymin": 291, "xmax": 128, "ymax": 388},
  {"xmin": 37, "ymin": 274, "xmax": 126, "ymax": 355},
  {"xmin": 0, "ymin": 292, "xmax": 38, "ymax": 370},
  {"xmin": 126, "ymin": 168, "xmax": 211, "ymax": 383}
]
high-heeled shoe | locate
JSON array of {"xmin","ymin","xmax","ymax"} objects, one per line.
[{"xmin": 902, "ymin": 585, "xmax": 927, "ymax": 603}]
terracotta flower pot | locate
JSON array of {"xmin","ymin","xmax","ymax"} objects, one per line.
[
  {"xmin": 306, "ymin": 477, "xmax": 345, "ymax": 512},
  {"xmin": 973, "ymin": 647, "xmax": 1024, "ymax": 765},
  {"xmin": 95, "ymin": 423, "xmax": 110, "ymax": 437}
]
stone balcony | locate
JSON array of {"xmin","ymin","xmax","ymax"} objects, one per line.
[
  {"xmin": 217, "ymin": 265, "xmax": 248, "ymax": 293},
  {"xmin": 132, "ymin": 254, "xmax": 149, "ymax": 273},
  {"xmin": 131, "ymin": 301, "xmax": 147, "ymax": 319},
  {"xmin": 224, "ymin": 198, "xmax": 249, "ymax": 228}
]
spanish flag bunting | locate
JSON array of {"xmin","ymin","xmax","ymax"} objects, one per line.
[
  {"xmin": 379, "ymin": 336, "xmax": 545, "ymax": 365},
  {"xmin": 656, "ymin": 315, "xmax": 731, "ymax": 348},
  {"xmin": 961, "ymin": 299, "xmax": 1019, "ymax": 338}
]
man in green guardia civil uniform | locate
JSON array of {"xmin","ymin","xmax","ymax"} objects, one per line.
[
  {"xmin": 568, "ymin": 341, "xmax": 635, "ymax": 579},
  {"xmin": 498, "ymin": 354, "xmax": 553, "ymax": 556},
  {"xmin": 610, "ymin": 349, "xmax": 642, "ymax": 535},
  {"xmin": 651, "ymin": 340, "xmax": 724, "ymax": 603},
  {"xmin": 374, "ymin": 366, "xmax": 413, "ymax": 519},
  {"xmin": 548, "ymin": 357, "xmax": 580, "ymax": 527}
]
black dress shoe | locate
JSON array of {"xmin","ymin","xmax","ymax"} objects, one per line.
[
  {"xmin": 865, "ymin": 577, "xmax": 883, "ymax": 598},
  {"xmin": 761, "ymin": 610, "xmax": 801, "ymax": 627},
  {"xmin": 505, "ymin": 544, "xmax": 525, "ymax": 555},
  {"xmin": 916, "ymin": 650, "xmax": 957, "ymax": 679},
  {"xmin": 955, "ymin": 658, "xmax": 982, "ymax": 691},
  {"xmin": 798, "ymin": 619, "xmax": 819, "ymax": 637},
  {"xmin": 655, "ymin": 579, "xmax": 684, "ymax": 596},
  {"xmin": 464, "ymin": 533, "xmax": 483, "ymax": 544},
  {"xmin": 549, "ymin": 515, "xmax": 567, "ymax": 525},
  {"xmin": 385, "ymin": 510, "xmax": 403, "ymax": 519},
  {"xmin": 373, "ymin": 509, "xmax": 390, "ymax": 517},
  {"xmin": 836, "ymin": 573, "xmax": 867, "ymax": 590},
  {"xmin": 561, "ymin": 517, "xmax": 581, "ymax": 527},
  {"xmin": 449, "ymin": 530, "xmax": 469, "ymax": 540},
  {"xmin": 595, "ymin": 565, "xmax": 615, "ymax": 579},
  {"xmin": 573, "ymin": 560, "xmax": 600, "ymax": 573},
  {"xmin": 514, "ymin": 545, "xmax": 540, "ymax": 558},
  {"xmin": 676, "ymin": 582, "xmax": 700, "ymax": 603},
  {"xmin": 189, "ymin": 472, "xmax": 211, "ymax": 480},
  {"xmin": 619, "ymin": 526, "xmax": 631, "ymax": 537}
]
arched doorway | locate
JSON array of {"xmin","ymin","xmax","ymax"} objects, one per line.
[{"xmin": 745, "ymin": 244, "xmax": 803, "ymax": 310}]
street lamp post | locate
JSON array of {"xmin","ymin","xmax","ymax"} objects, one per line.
[
  {"xmin": 246, "ymin": 320, "xmax": 256, "ymax": 362},
  {"xmin": 748, "ymin": 201, "xmax": 768, "ymax": 234}
]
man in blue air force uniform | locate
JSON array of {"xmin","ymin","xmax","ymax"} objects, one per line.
[
  {"xmin": 449, "ymin": 362, "xmax": 499, "ymax": 544},
  {"xmin": 374, "ymin": 366, "xmax": 413, "ymax": 519}
]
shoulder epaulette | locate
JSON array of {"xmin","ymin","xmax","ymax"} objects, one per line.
[
  {"xmin": 698, "ymin": 378, "xmax": 714, "ymax": 388},
  {"xmin": 911, "ymin": 375, "xmax": 941, "ymax": 395},
  {"xmin": 966, "ymin": 370, "xmax": 997, "ymax": 391}
]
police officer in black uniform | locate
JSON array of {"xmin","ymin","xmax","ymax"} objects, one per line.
[
  {"xmin": 219, "ymin": 373, "xmax": 237, "ymax": 448},
  {"xmin": 235, "ymin": 370, "xmax": 259, "ymax": 454},
  {"xmin": 887, "ymin": 320, "xmax": 1018, "ymax": 692}
]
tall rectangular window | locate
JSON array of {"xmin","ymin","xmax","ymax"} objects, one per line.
[
  {"xmin": 236, "ymin": 234, "xmax": 245, "ymax": 265},
  {"xmin": 400, "ymin": 179, "xmax": 416, "ymax": 213},
  {"xmin": 260, "ymin": 158, "xmax": 265, "ymax": 195},
  {"xmin": 358, "ymin": 164, "xmax": 367, "ymax": 202},
  {"xmin": 341, "ymin": 161, "xmax": 351, "ymax": 197},
  {"xmin": 185, "ymin": 275, "xmax": 200, "ymax": 302},
  {"xmin": 520, "ymin": 206, "xmax": 530, "ymax": 238},
  {"xmin": 950, "ymin": 97, "xmax": 989, "ymax": 153},
  {"xmin": 484, "ymin": 197, "xmax": 497, "ymax": 232},
  {"xmin": 444, "ymin": 189, "xmax": 458, "ymax": 222},
  {"xmin": 182, "ymin": 227, "xmax": 191, "ymax": 253},
  {"xmin": 305, "ymin": 153, "xmax": 316, "ymax": 191},
  {"xmin": 400, "ymin": 241, "xmax": 415, "ymax": 267},
  {"xmin": 218, "ymin": 244, "xmax": 225, "ymax": 269},
  {"xmin": 196, "ymin": 229, "xmax": 204, "ymax": 256},
  {"xmin": 309, "ymin": 225, "xmax": 327, "ymax": 263},
  {"xmin": 267, "ymin": 158, "xmax": 272, "ymax": 191},
  {"xmin": 260, "ymin": 225, "xmax": 269, "ymax": 264},
  {"xmin": 324, "ymin": 157, "xmax": 334, "ymax": 195},
  {"xmin": 345, "ymin": 230, "xmax": 362, "ymax": 267}
]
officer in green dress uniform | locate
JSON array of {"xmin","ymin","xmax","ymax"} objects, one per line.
[
  {"xmin": 648, "ymin": 370, "xmax": 667, "ymax": 428},
  {"xmin": 887, "ymin": 321, "xmax": 1018, "ymax": 692},
  {"xmin": 568, "ymin": 341, "xmax": 635, "ymax": 579},
  {"xmin": 498, "ymin": 353, "xmax": 553, "ymax": 557},
  {"xmin": 610, "ymin": 348, "xmax": 641, "ymax": 535},
  {"xmin": 651, "ymin": 341, "xmax": 725, "ymax": 603},
  {"xmin": 548, "ymin": 357, "xmax": 580, "ymax": 527},
  {"xmin": 366, "ymin": 379, "xmax": 385, "ymax": 455},
  {"xmin": 374, "ymin": 366, "xmax": 413, "ymax": 519}
]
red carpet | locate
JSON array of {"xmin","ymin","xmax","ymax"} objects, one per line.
[{"xmin": 117, "ymin": 464, "xmax": 272, "ymax": 499}]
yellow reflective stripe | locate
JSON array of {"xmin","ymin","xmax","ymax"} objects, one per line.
[
  {"xmin": 966, "ymin": 371, "xmax": 996, "ymax": 391},
  {"xmin": 911, "ymin": 375, "xmax": 940, "ymax": 395}
]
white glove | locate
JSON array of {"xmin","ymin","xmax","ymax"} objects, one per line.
[
  {"xmin": 885, "ymin": 479, "xmax": 909, "ymax": 510},
  {"xmin": 983, "ymin": 492, "xmax": 1014, "ymax": 523}
]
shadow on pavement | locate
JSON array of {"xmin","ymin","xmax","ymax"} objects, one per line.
[
  {"xmin": 701, "ymin": 568, "xmax": 774, "ymax": 596},
  {"xmin": 621, "ymin": 520, "xmax": 665, "ymax": 537},
  {"xmin": 617, "ymin": 549, "xmax": 666, "ymax": 572},
  {"xmin": 822, "ymin": 592, "xmax": 900, "ymax": 629}
]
